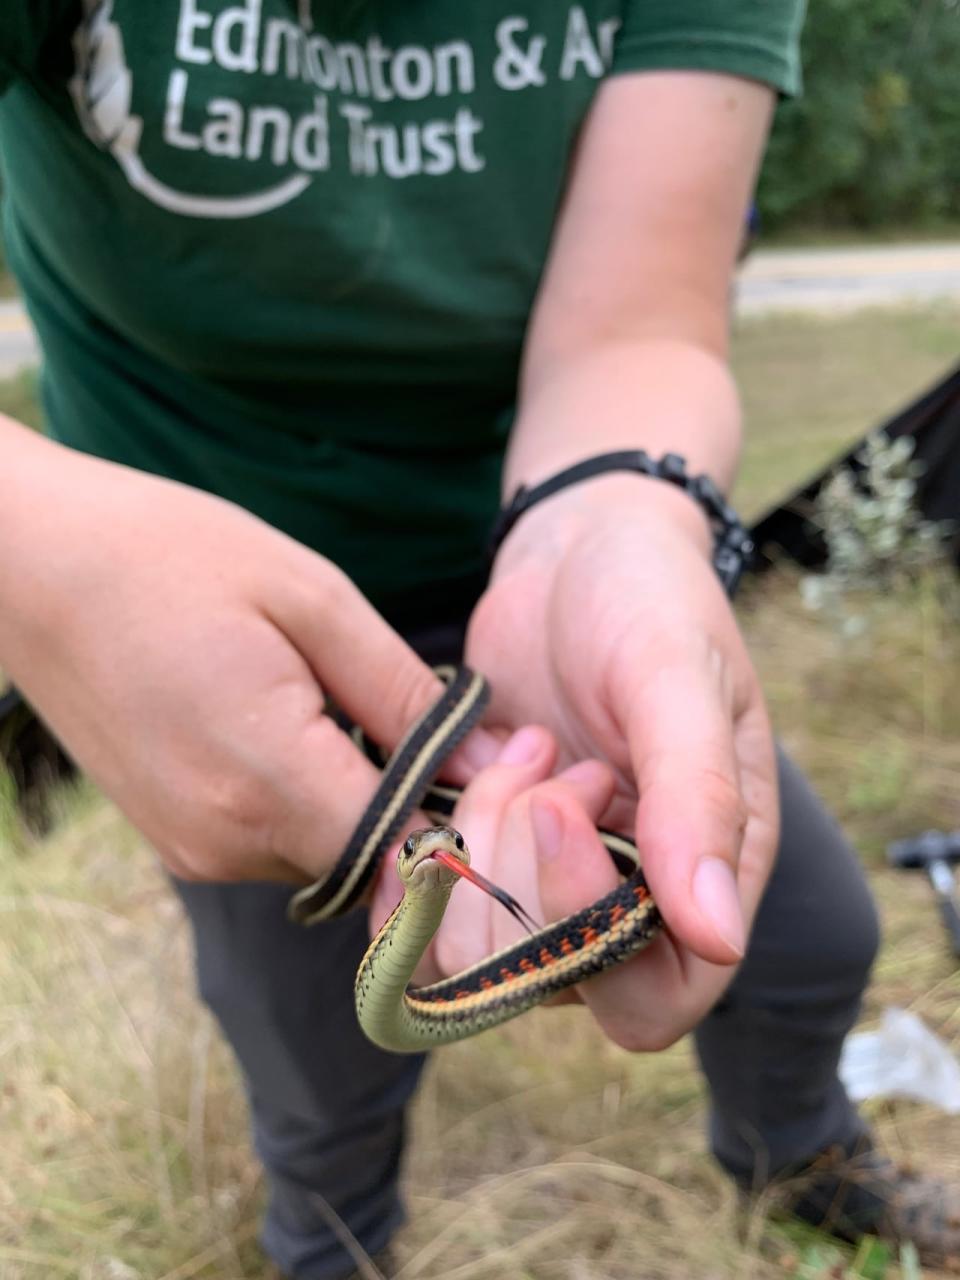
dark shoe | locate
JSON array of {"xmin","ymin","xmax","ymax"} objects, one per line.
[{"xmin": 776, "ymin": 1144, "xmax": 960, "ymax": 1268}]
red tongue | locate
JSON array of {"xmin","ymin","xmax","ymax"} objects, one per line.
[{"xmin": 430, "ymin": 850, "xmax": 541, "ymax": 936}]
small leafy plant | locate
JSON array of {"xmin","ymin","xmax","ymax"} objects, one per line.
[{"xmin": 801, "ymin": 433, "xmax": 952, "ymax": 634}]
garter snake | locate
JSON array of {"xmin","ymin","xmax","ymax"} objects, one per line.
[{"xmin": 289, "ymin": 666, "xmax": 662, "ymax": 1054}]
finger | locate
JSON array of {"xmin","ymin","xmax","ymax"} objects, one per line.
[
  {"xmin": 432, "ymin": 725, "xmax": 557, "ymax": 977},
  {"xmin": 522, "ymin": 762, "xmax": 617, "ymax": 1007},
  {"xmin": 532, "ymin": 765, "xmax": 621, "ymax": 919},
  {"xmin": 625, "ymin": 648, "xmax": 749, "ymax": 964},
  {"xmin": 731, "ymin": 699, "xmax": 780, "ymax": 922},
  {"xmin": 269, "ymin": 555, "xmax": 501, "ymax": 774},
  {"xmin": 502, "ymin": 759, "xmax": 619, "ymax": 949},
  {"xmin": 533, "ymin": 790, "xmax": 730, "ymax": 1050}
]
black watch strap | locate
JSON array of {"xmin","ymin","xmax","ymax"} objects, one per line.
[{"xmin": 489, "ymin": 450, "xmax": 754, "ymax": 598}]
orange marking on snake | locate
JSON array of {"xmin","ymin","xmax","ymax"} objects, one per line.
[
  {"xmin": 519, "ymin": 957, "xmax": 536, "ymax": 974},
  {"xmin": 480, "ymin": 977, "xmax": 494, "ymax": 990},
  {"xmin": 560, "ymin": 937, "xmax": 575, "ymax": 955},
  {"xmin": 579, "ymin": 926, "xmax": 599, "ymax": 945},
  {"xmin": 632, "ymin": 884, "xmax": 649, "ymax": 902},
  {"xmin": 610, "ymin": 903, "xmax": 626, "ymax": 924},
  {"xmin": 538, "ymin": 947, "xmax": 555, "ymax": 967},
  {"xmin": 499, "ymin": 967, "xmax": 515, "ymax": 981}
]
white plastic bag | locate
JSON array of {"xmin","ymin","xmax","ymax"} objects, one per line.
[{"xmin": 839, "ymin": 1007, "xmax": 960, "ymax": 1113}]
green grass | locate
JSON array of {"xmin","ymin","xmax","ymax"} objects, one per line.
[
  {"xmin": 757, "ymin": 220, "xmax": 960, "ymax": 249},
  {"xmin": 0, "ymin": 237, "xmax": 17, "ymax": 298},
  {"xmin": 0, "ymin": 366, "xmax": 41, "ymax": 430},
  {"xmin": 732, "ymin": 302, "xmax": 960, "ymax": 519},
  {"xmin": 1, "ymin": 304, "xmax": 960, "ymax": 1279}
]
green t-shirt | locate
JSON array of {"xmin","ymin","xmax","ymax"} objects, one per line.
[{"xmin": 0, "ymin": 1, "xmax": 803, "ymax": 624}]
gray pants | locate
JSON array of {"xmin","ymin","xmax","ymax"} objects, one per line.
[{"xmin": 174, "ymin": 622, "xmax": 880, "ymax": 1280}]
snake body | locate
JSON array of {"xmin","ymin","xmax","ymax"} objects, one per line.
[
  {"xmin": 355, "ymin": 825, "xmax": 661, "ymax": 1052},
  {"xmin": 289, "ymin": 666, "xmax": 662, "ymax": 1053}
]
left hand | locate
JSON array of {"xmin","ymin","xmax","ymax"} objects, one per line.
[{"xmin": 428, "ymin": 476, "xmax": 779, "ymax": 1053}]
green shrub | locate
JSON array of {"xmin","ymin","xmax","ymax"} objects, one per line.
[{"xmin": 760, "ymin": 0, "xmax": 960, "ymax": 232}]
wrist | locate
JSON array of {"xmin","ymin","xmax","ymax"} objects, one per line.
[
  {"xmin": 507, "ymin": 339, "xmax": 743, "ymax": 495},
  {"xmin": 492, "ymin": 451, "xmax": 751, "ymax": 595},
  {"xmin": 493, "ymin": 470, "xmax": 713, "ymax": 574}
]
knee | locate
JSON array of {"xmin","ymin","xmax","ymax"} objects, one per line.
[
  {"xmin": 752, "ymin": 841, "xmax": 881, "ymax": 1004},
  {"xmin": 820, "ymin": 869, "xmax": 881, "ymax": 995},
  {"xmin": 771, "ymin": 750, "xmax": 882, "ymax": 998}
]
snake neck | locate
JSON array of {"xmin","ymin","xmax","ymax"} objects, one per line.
[{"xmin": 355, "ymin": 881, "xmax": 454, "ymax": 1052}]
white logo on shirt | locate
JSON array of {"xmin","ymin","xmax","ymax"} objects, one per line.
[
  {"xmin": 69, "ymin": 0, "xmax": 310, "ymax": 217},
  {"xmin": 68, "ymin": 0, "xmax": 617, "ymax": 220}
]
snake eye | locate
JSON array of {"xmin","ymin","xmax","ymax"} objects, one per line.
[
  {"xmin": 454, "ymin": 833, "xmax": 464, "ymax": 851},
  {"xmin": 403, "ymin": 836, "xmax": 416, "ymax": 858}
]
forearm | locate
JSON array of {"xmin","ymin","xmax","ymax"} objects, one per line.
[
  {"xmin": 506, "ymin": 333, "xmax": 741, "ymax": 491},
  {"xmin": 1, "ymin": 407, "xmax": 55, "ymax": 503},
  {"xmin": 501, "ymin": 71, "xmax": 772, "ymax": 537},
  {"xmin": 1, "ymin": 416, "xmax": 154, "ymax": 664},
  {"xmin": 0, "ymin": 413, "xmax": 67, "ymax": 643}
]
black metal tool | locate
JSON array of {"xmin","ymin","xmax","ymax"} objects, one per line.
[{"xmin": 888, "ymin": 830, "xmax": 960, "ymax": 957}]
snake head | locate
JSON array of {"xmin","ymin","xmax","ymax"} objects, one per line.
[
  {"xmin": 397, "ymin": 826, "xmax": 541, "ymax": 935},
  {"xmin": 397, "ymin": 826, "xmax": 470, "ymax": 887}
]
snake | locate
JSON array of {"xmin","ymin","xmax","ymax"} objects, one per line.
[{"xmin": 288, "ymin": 666, "xmax": 662, "ymax": 1054}]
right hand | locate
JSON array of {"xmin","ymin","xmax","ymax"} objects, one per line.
[{"xmin": 0, "ymin": 427, "xmax": 500, "ymax": 884}]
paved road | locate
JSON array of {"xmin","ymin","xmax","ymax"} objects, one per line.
[
  {"xmin": 736, "ymin": 241, "xmax": 960, "ymax": 315},
  {"xmin": 0, "ymin": 299, "xmax": 36, "ymax": 378},
  {"xmin": 2, "ymin": 242, "xmax": 959, "ymax": 376}
]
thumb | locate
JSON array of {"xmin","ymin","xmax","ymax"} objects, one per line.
[{"xmin": 628, "ymin": 657, "xmax": 747, "ymax": 965}]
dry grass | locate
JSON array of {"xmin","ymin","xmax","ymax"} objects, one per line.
[
  {"xmin": 3, "ymin": 570, "xmax": 959, "ymax": 1280},
  {"xmin": 2, "ymin": 304, "xmax": 960, "ymax": 1279}
]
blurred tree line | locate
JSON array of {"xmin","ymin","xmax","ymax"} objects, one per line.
[
  {"xmin": 759, "ymin": 0, "xmax": 960, "ymax": 231},
  {"xmin": 0, "ymin": 0, "xmax": 958, "ymax": 248}
]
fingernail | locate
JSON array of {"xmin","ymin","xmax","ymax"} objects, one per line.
[
  {"xmin": 498, "ymin": 726, "xmax": 544, "ymax": 766},
  {"xmin": 531, "ymin": 797, "xmax": 563, "ymax": 861},
  {"xmin": 692, "ymin": 858, "xmax": 745, "ymax": 958}
]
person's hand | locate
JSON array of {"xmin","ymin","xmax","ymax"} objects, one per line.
[
  {"xmin": 0, "ymin": 432, "xmax": 500, "ymax": 885},
  {"xmin": 430, "ymin": 476, "xmax": 778, "ymax": 1052}
]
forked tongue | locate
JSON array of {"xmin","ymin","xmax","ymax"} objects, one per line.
[{"xmin": 430, "ymin": 850, "xmax": 541, "ymax": 936}]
